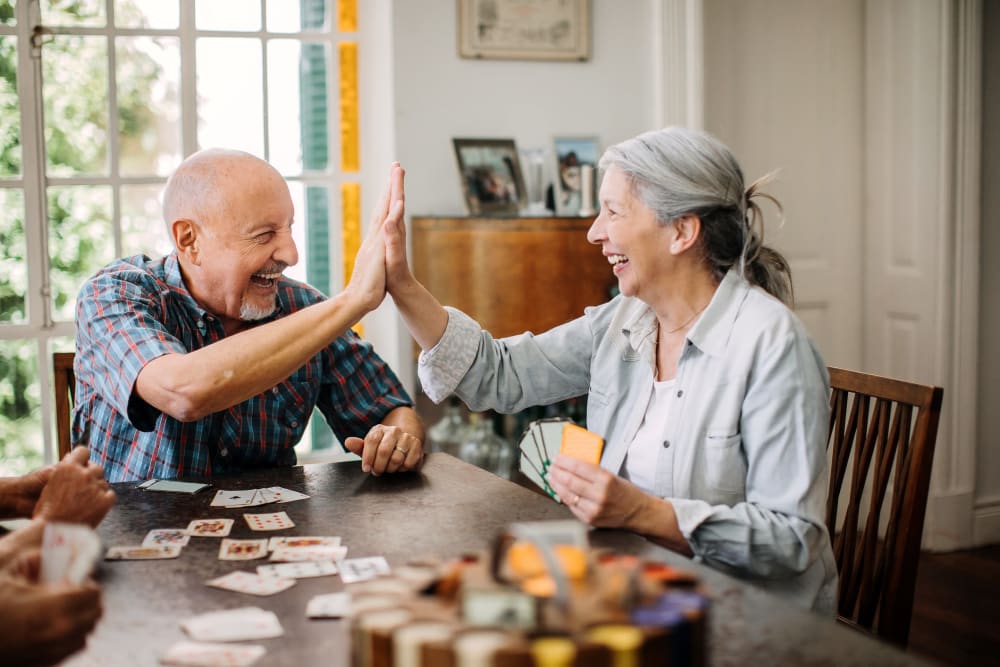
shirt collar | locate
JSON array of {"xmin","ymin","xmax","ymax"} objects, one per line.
[{"xmin": 617, "ymin": 269, "xmax": 750, "ymax": 361}]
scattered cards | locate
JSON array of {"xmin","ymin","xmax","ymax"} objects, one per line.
[
  {"xmin": 306, "ymin": 592, "xmax": 352, "ymax": 619},
  {"xmin": 180, "ymin": 607, "xmax": 284, "ymax": 642},
  {"xmin": 41, "ymin": 523, "xmax": 102, "ymax": 584},
  {"xmin": 106, "ymin": 545, "xmax": 182, "ymax": 560},
  {"xmin": 338, "ymin": 556, "xmax": 391, "ymax": 584},
  {"xmin": 518, "ymin": 418, "xmax": 604, "ymax": 501},
  {"xmin": 243, "ymin": 512, "xmax": 294, "ymax": 532},
  {"xmin": 206, "ymin": 571, "xmax": 296, "ymax": 596},
  {"xmin": 269, "ymin": 545, "xmax": 347, "ymax": 563},
  {"xmin": 257, "ymin": 560, "xmax": 338, "ymax": 579},
  {"xmin": 219, "ymin": 539, "xmax": 268, "ymax": 561},
  {"xmin": 186, "ymin": 518, "xmax": 234, "ymax": 537},
  {"xmin": 267, "ymin": 536, "xmax": 340, "ymax": 551},
  {"xmin": 143, "ymin": 528, "xmax": 191, "ymax": 548},
  {"xmin": 210, "ymin": 487, "xmax": 310, "ymax": 509},
  {"xmin": 161, "ymin": 641, "xmax": 265, "ymax": 667}
]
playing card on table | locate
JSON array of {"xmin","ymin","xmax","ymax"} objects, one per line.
[
  {"xmin": 143, "ymin": 528, "xmax": 191, "ymax": 547},
  {"xmin": 186, "ymin": 518, "xmax": 234, "ymax": 537},
  {"xmin": 206, "ymin": 570, "xmax": 296, "ymax": 596},
  {"xmin": 269, "ymin": 545, "xmax": 347, "ymax": 563},
  {"xmin": 243, "ymin": 511, "xmax": 294, "ymax": 531},
  {"xmin": 264, "ymin": 486, "xmax": 310, "ymax": 504},
  {"xmin": 218, "ymin": 539, "xmax": 268, "ymax": 561},
  {"xmin": 161, "ymin": 641, "xmax": 266, "ymax": 667},
  {"xmin": 267, "ymin": 535, "xmax": 340, "ymax": 551},
  {"xmin": 257, "ymin": 560, "xmax": 338, "ymax": 579},
  {"xmin": 41, "ymin": 523, "xmax": 102, "ymax": 584},
  {"xmin": 306, "ymin": 592, "xmax": 352, "ymax": 618},
  {"xmin": 338, "ymin": 556, "xmax": 391, "ymax": 584},
  {"xmin": 180, "ymin": 606, "xmax": 283, "ymax": 642},
  {"xmin": 210, "ymin": 489, "xmax": 258, "ymax": 508},
  {"xmin": 106, "ymin": 545, "xmax": 182, "ymax": 560}
]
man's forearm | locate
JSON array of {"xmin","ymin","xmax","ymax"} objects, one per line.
[{"xmin": 136, "ymin": 291, "xmax": 371, "ymax": 421}]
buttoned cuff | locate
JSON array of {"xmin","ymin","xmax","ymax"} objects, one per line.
[
  {"xmin": 417, "ymin": 307, "xmax": 481, "ymax": 403},
  {"xmin": 670, "ymin": 497, "xmax": 716, "ymax": 555}
]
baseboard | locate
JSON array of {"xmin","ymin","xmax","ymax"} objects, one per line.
[
  {"xmin": 924, "ymin": 490, "xmax": 975, "ymax": 551},
  {"xmin": 973, "ymin": 499, "xmax": 1000, "ymax": 547}
]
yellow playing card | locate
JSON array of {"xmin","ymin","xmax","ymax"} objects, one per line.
[{"xmin": 560, "ymin": 423, "xmax": 604, "ymax": 464}]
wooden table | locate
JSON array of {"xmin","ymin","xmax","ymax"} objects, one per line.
[{"xmin": 65, "ymin": 454, "xmax": 926, "ymax": 666}]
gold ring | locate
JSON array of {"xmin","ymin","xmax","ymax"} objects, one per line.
[{"xmin": 395, "ymin": 447, "xmax": 408, "ymax": 456}]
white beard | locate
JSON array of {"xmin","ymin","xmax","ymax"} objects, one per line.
[{"xmin": 240, "ymin": 296, "xmax": 277, "ymax": 321}]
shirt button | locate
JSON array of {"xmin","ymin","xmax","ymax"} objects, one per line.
[
  {"xmin": 220, "ymin": 447, "xmax": 228, "ymax": 457},
  {"xmin": 196, "ymin": 319, "xmax": 204, "ymax": 328},
  {"xmin": 662, "ymin": 440, "xmax": 671, "ymax": 449},
  {"xmin": 291, "ymin": 421, "xmax": 298, "ymax": 428},
  {"xmin": 676, "ymin": 390, "xmax": 684, "ymax": 398},
  {"xmin": 272, "ymin": 387, "xmax": 280, "ymax": 394}
]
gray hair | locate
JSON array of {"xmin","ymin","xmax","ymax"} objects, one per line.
[{"xmin": 598, "ymin": 127, "xmax": 793, "ymax": 306}]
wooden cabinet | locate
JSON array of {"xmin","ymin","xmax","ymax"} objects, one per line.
[{"xmin": 411, "ymin": 216, "xmax": 617, "ymax": 339}]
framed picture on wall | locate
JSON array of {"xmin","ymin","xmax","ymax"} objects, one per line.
[
  {"xmin": 452, "ymin": 138, "xmax": 526, "ymax": 216},
  {"xmin": 457, "ymin": 0, "xmax": 591, "ymax": 61},
  {"xmin": 553, "ymin": 136, "xmax": 600, "ymax": 216}
]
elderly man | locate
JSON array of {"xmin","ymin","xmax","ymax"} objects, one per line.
[
  {"xmin": 73, "ymin": 150, "xmax": 423, "ymax": 482},
  {"xmin": 0, "ymin": 446, "xmax": 116, "ymax": 665}
]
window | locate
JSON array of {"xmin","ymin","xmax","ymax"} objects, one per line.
[{"xmin": 0, "ymin": 0, "xmax": 360, "ymax": 474}]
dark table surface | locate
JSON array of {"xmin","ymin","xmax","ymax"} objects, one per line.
[{"xmin": 64, "ymin": 454, "xmax": 927, "ymax": 667}]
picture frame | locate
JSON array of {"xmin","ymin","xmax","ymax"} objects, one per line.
[
  {"xmin": 452, "ymin": 138, "xmax": 526, "ymax": 216},
  {"xmin": 553, "ymin": 136, "xmax": 600, "ymax": 216},
  {"xmin": 457, "ymin": 0, "xmax": 591, "ymax": 62}
]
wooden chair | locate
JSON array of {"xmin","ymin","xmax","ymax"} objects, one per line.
[
  {"xmin": 826, "ymin": 366, "xmax": 943, "ymax": 647},
  {"xmin": 52, "ymin": 351, "xmax": 76, "ymax": 460}
]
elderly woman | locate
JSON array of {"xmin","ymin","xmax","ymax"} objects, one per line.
[{"xmin": 382, "ymin": 127, "xmax": 836, "ymax": 614}]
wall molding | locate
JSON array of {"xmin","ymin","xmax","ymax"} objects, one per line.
[{"xmin": 654, "ymin": 0, "xmax": 703, "ymax": 129}]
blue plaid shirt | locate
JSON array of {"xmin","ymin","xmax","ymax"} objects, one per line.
[{"xmin": 74, "ymin": 253, "xmax": 412, "ymax": 483}]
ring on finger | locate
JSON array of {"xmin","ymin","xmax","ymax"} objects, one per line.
[
  {"xmin": 572, "ymin": 494, "xmax": 581, "ymax": 506},
  {"xmin": 395, "ymin": 447, "xmax": 408, "ymax": 456}
]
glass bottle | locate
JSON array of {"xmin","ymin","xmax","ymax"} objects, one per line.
[
  {"xmin": 426, "ymin": 397, "xmax": 467, "ymax": 457},
  {"xmin": 458, "ymin": 412, "xmax": 513, "ymax": 478}
]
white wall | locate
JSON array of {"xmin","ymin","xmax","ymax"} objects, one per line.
[
  {"xmin": 976, "ymin": 1, "xmax": 1000, "ymax": 542},
  {"xmin": 391, "ymin": 0, "xmax": 656, "ymax": 219}
]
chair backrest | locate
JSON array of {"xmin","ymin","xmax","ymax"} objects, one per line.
[
  {"xmin": 826, "ymin": 366, "xmax": 943, "ymax": 647},
  {"xmin": 53, "ymin": 351, "xmax": 76, "ymax": 460}
]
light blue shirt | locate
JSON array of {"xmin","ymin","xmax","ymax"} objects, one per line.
[{"xmin": 419, "ymin": 270, "xmax": 838, "ymax": 614}]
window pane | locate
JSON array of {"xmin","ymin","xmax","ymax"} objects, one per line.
[
  {"xmin": 0, "ymin": 338, "xmax": 42, "ymax": 475},
  {"xmin": 121, "ymin": 184, "xmax": 172, "ymax": 258},
  {"xmin": 0, "ymin": 37, "xmax": 20, "ymax": 176},
  {"xmin": 47, "ymin": 186, "xmax": 114, "ymax": 322},
  {"xmin": 117, "ymin": 36, "xmax": 182, "ymax": 177},
  {"xmin": 116, "ymin": 0, "xmax": 179, "ymax": 29},
  {"xmin": 196, "ymin": 0, "xmax": 261, "ymax": 31},
  {"xmin": 0, "ymin": 188, "xmax": 26, "ymax": 323},
  {"xmin": 43, "ymin": 36, "xmax": 109, "ymax": 177},
  {"xmin": 266, "ymin": 0, "xmax": 301, "ymax": 33},
  {"xmin": 268, "ymin": 40, "xmax": 329, "ymax": 175},
  {"xmin": 197, "ymin": 38, "xmax": 263, "ymax": 156},
  {"xmin": 42, "ymin": 0, "xmax": 106, "ymax": 27},
  {"xmin": 0, "ymin": 1, "xmax": 14, "ymax": 26}
]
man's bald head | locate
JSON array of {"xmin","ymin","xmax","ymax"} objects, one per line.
[{"xmin": 162, "ymin": 149, "xmax": 284, "ymax": 238}]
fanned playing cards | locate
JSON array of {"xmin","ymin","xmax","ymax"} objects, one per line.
[{"xmin": 518, "ymin": 418, "xmax": 604, "ymax": 502}]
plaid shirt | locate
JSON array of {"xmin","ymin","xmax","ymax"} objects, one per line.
[{"xmin": 74, "ymin": 253, "xmax": 412, "ymax": 483}]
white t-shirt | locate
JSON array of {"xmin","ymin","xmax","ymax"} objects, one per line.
[{"xmin": 623, "ymin": 377, "xmax": 677, "ymax": 494}]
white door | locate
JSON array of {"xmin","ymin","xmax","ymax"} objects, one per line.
[{"xmin": 701, "ymin": 0, "xmax": 865, "ymax": 370}]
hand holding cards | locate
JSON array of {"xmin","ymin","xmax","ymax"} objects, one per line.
[
  {"xmin": 517, "ymin": 419, "xmax": 604, "ymax": 501},
  {"xmin": 40, "ymin": 522, "xmax": 102, "ymax": 584}
]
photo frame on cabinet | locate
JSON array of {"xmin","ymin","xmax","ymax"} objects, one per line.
[
  {"xmin": 457, "ymin": 0, "xmax": 591, "ymax": 62},
  {"xmin": 552, "ymin": 136, "xmax": 600, "ymax": 216},
  {"xmin": 453, "ymin": 138, "xmax": 525, "ymax": 216}
]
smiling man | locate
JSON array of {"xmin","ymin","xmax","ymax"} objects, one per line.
[{"xmin": 73, "ymin": 149, "xmax": 424, "ymax": 482}]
